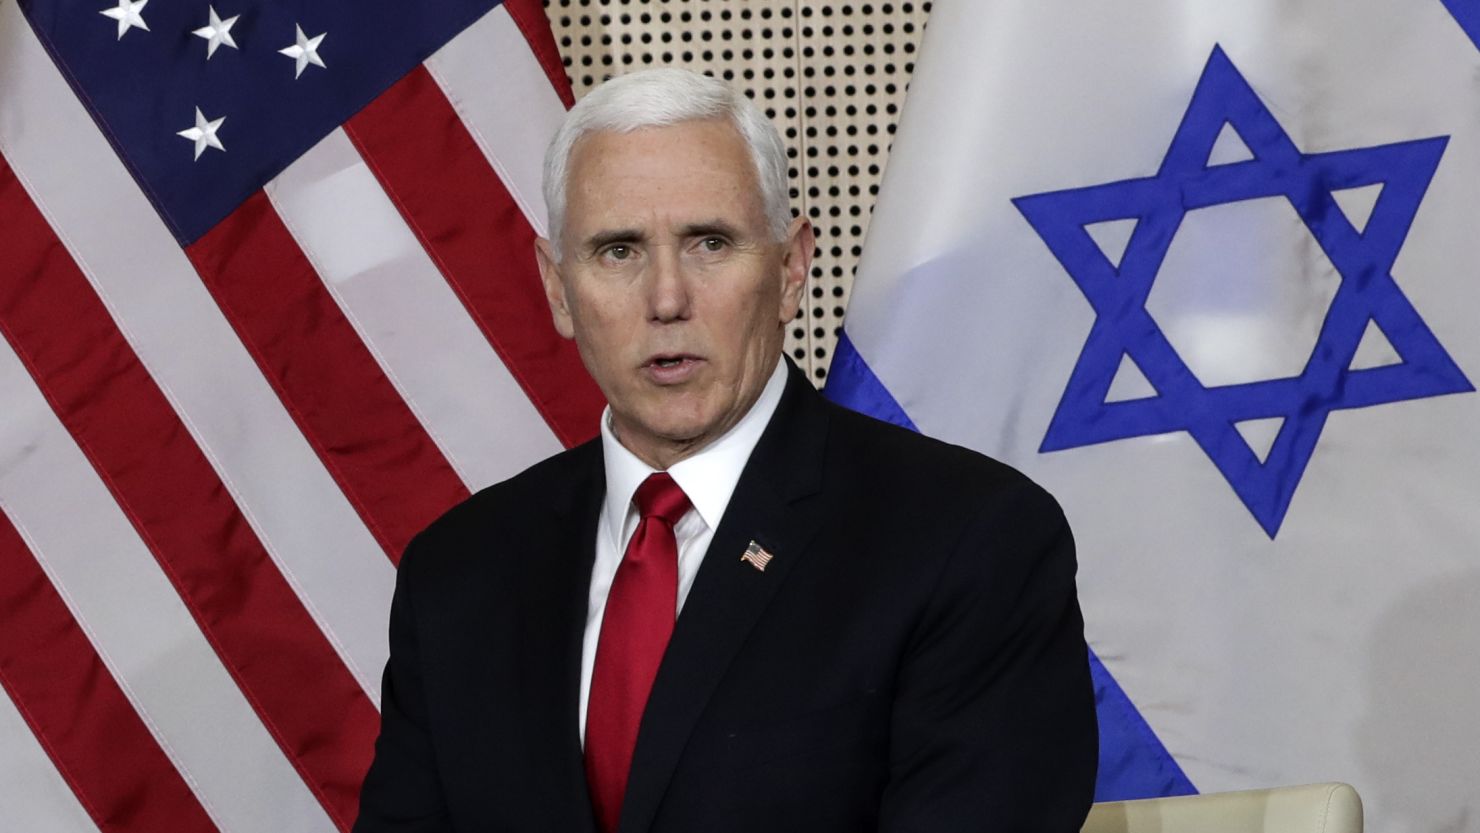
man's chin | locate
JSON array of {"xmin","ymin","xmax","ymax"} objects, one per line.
[
  {"xmin": 632, "ymin": 394, "xmax": 715, "ymax": 435},
  {"xmin": 650, "ymin": 421, "xmax": 714, "ymax": 450},
  {"xmin": 610, "ymin": 404, "xmax": 717, "ymax": 456}
]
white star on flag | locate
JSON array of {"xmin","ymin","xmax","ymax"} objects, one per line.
[
  {"xmin": 99, "ymin": 0, "xmax": 149, "ymax": 40},
  {"xmin": 279, "ymin": 24, "xmax": 327, "ymax": 79},
  {"xmin": 192, "ymin": 6, "xmax": 240, "ymax": 59},
  {"xmin": 176, "ymin": 107, "xmax": 226, "ymax": 160}
]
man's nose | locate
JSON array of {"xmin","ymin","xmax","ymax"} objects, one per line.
[{"xmin": 647, "ymin": 246, "xmax": 691, "ymax": 322}]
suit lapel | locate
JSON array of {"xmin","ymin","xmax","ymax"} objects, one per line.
[
  {"xmin": 508, "ymin": 442, "xmax": 603, "ymax": 833},
  {"xmin": 618, "ymin": 366, "xmax": 831, "ymax": 833}
]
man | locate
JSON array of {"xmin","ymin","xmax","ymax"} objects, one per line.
[{"xmin": 354, "ymin": 68, "xmax": 1097, "ymax": 832}]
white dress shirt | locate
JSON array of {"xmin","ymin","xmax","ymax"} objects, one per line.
[{"xmin": 579, "ymin": 358, "xmax": 788, "ymax": 743}]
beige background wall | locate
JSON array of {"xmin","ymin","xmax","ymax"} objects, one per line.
[{"xmin": 542, "ymin": 0, "xmax": 933, "ymax": 386}]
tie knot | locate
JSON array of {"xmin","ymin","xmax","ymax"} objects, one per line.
[{"xmin": 633, "ymin": 472, "xmax": 691, "ymax": 526}]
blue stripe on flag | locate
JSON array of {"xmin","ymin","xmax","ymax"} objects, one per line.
[
  {"xmin": 1440, "ymin": 0, "xmax": 1480, "ymax": 51},
  {"xmin": 825, "ymin": 328, "xmax": 1197, "ymax": 801},
  {"xmin": 823, "ymin": 331, "xmax": 919, "ymax": 431},
  {"xmin": 1088, "ymin": 651, "xmax": 1197, "ymax": 800}
]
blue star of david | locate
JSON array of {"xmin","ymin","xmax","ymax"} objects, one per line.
[{"xmin": 1012, "ymin": 46, "xmax": 1472, "ymax": 538}]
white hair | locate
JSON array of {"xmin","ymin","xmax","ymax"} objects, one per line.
[{"xmin": 542, "ymin": 68, "xmax": 792, "ymax": 260}]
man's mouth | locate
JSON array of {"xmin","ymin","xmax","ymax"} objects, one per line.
[
  {"xmin": 647, "ymin": 353, "xmax": 698, "ymax": 367},
  {"xmin": 644, "ymin": 354, "xmax": 702, "ymax": 383}
]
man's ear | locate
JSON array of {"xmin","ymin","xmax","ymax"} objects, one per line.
[
  {"xmin": 777, "ymin": 216, "xmax": 815, "ymax": 325},
  {"xmin": 535, "ymin": 237, "xmax": 576, "ymax": 339}
]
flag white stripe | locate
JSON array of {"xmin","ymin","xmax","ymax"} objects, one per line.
[
  {"xmin": 0, "ymin": 685, "xmax": 99, "ymax": 833},
  {"xmin": 0, "ymin": 2, "xmax": 392, "ymax": 704},
  {"xmin": 265, "ymin": 127, "xmax": 563, "ymax": 491},
  {"xmin": 0, "ymin": 338, "xmax": 336, "ymax": 833},
  {"xmin": 426, "ymin": 3, "xmax": 566, "ymax": 238}
]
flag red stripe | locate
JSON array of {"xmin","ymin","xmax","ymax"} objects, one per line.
[
  {"xmin": 0, "ymin": 510, "xmax": 219, "ymax": 833},
  {"xmin": 185, "ymin": 192, "xmax": 472, "ymax": 561},
  {"xmin": 344, "ymin": 66, "xmax": 605, "ymax": 449},
  {"xmin": 502, "ymin": 0, "xmax": 577, "ymax": 109},
  {"xmin": 0, "ymin": 156, "xmax": 377, "ymax": 831}
]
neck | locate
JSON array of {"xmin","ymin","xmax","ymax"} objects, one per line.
[{"xmin": 618, "ymin": 434, "xmax": 694, "ymax": 470}]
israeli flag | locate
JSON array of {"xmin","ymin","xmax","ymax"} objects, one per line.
[{"xmin": 828, "ymin": 2, "xmax": 1480, "ymax": 830}]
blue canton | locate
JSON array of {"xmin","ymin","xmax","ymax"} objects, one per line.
[
  {"xmin": 19, "ymin": 0, "xmax": 501, "ymax": 245},
  {"xmin": 1013, "ymin": 46, "xmax": 1472, "ymax": 537}
]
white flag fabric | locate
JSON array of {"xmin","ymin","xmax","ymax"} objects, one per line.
[{"xmin": 830, "ymin": 2, "xmax": 1480, "ymax": 831}]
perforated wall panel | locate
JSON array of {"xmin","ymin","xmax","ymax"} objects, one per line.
[{"xmin": 543, "ymin": 1, "xmax": 932, "ymax": 386}]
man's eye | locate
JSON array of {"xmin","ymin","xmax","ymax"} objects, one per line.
[
  {"xmin": 700, "ymin": 237, "xmax": 726, "ymax": 252},
  {"xmin": 604, "ymin": 245, "xmax": 631, "ymax": 260}
]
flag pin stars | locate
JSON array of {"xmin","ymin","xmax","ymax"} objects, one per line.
[
  {"xmin": 192, "ymin": 6, "xmax": 240, "ymax": 59},
  {"xmin": 280, "ymin": 24, "xmax": 327, "ymax": 79},
  {"xmin": 177, "ymin": 107, "xmax": 226, "ymax": 160},
  {"xmin": 740, "ymin": 541, "xmax": 774, "ymax": 572},
  {"xmin": 100, "ymin": 0, "xmax": 150, "ymax": 40}
]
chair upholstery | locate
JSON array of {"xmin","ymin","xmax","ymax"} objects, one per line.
[{"xmin": 1082, "ymin": 783, "xmax": 1362, "ymax": 833}]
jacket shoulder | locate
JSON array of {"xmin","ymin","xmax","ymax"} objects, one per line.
[
  {"xmin": 824, "ymin": 400, "xmax": 1056, "ymax": 513},
  {"xmin": 399, "ymin": 439, "xmax": 600, "ymax": 573}
]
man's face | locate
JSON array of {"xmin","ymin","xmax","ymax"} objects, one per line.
[{"xmin": 536, "ymin": 118, "xmax": 811, "ymax": 469}]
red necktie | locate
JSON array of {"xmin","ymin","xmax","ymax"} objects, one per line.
[{"xmin": 585, "ymin": 472, "xmax": 691, "ymax": 833}]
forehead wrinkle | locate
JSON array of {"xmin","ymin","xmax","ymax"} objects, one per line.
[{"xmin": 564, "ymin": 121, "xmax": 773, "ymax": 255}]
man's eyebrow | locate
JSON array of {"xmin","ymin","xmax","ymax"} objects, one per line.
[
  {"xmin": 584, "ymin": 228, "xmax": 645, "ymax": 251},
  {"xmin": 678, "ymin": 220, "xmax": 745, "ymax": 240}
]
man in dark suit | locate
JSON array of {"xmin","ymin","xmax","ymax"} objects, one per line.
[{"xmin": 354, "ymin": 68, "xmax": 1097, "ymax": 832}]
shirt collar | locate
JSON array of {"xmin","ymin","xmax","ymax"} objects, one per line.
[{"xmin": 600, "ymin": 357, "xmax": 788, "ymax": 547}]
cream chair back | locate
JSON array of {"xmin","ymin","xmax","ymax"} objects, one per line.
[{"xmin": 1083, "ymin": 783, "xmax": 1362, "ymax": 833}]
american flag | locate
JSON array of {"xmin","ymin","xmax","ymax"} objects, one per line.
[
  {"xmin": 739, "ymin": 540, "xmax": 774, "ymax": 572},
  {"xmin": 0, "ymin": 1, "xmax": 600, "ymax": 829}
]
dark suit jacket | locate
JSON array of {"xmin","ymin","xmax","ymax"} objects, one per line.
[{"xmin": 354, "ymin": 362, "xmax": 1097, "ymax": 832}]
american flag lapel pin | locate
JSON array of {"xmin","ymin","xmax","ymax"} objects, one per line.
[{"xmin": 740, "ymin": 540, "xmax": 774, "ymax": 572}]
